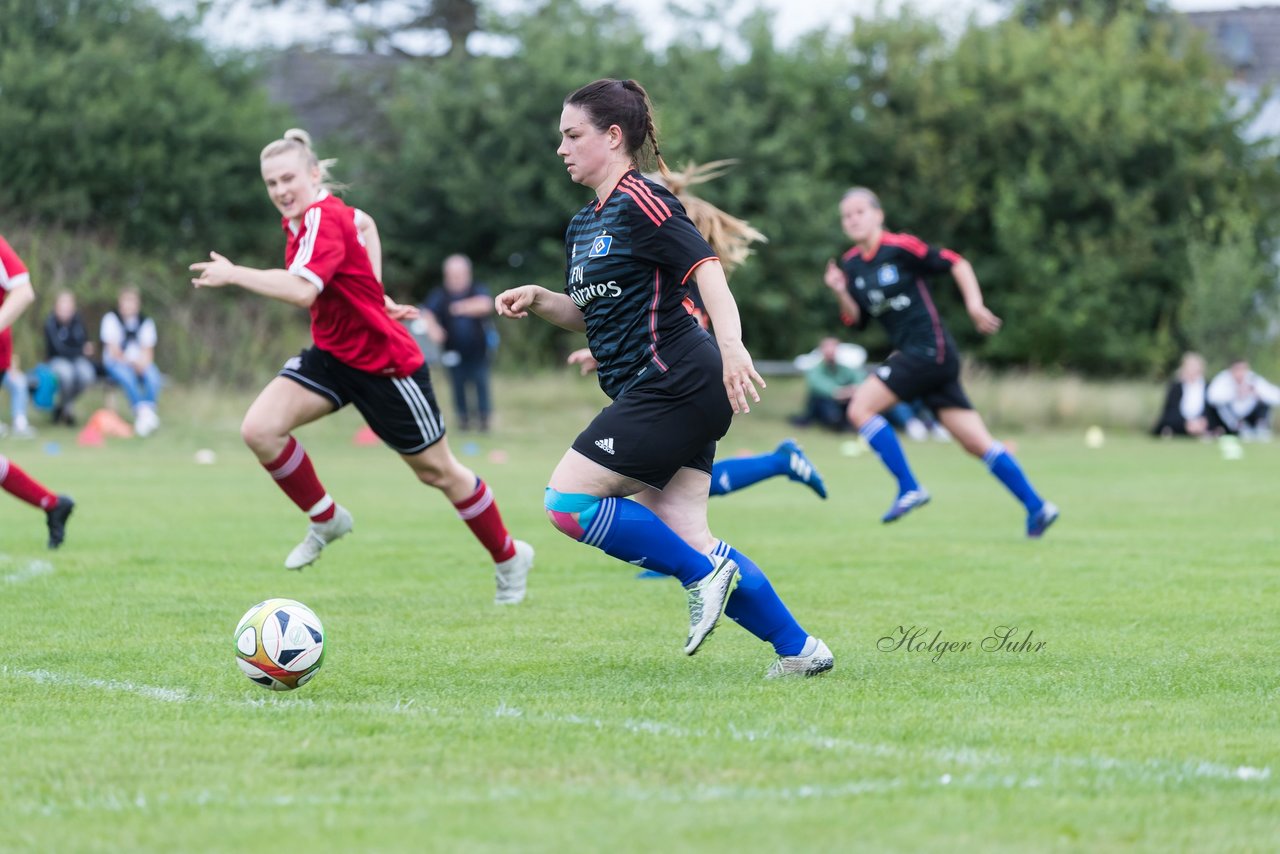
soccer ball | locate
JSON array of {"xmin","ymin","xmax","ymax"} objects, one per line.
[{"xmin": 234, "ymin": 598, "xmax": 325, "ymax": 691}]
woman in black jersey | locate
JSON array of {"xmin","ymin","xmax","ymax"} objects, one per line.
[
  {"xmin": 496, "ymin": 79, "xmax": 832, "ymax": 678},
  {"xmin": 823, "ymin": 187, "xmax": 1059, "ymax": 537}
]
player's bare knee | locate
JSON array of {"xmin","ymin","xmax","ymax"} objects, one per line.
[{"xmin": 240, "ymin": 417, "xmax": 281, "ymax": 456}]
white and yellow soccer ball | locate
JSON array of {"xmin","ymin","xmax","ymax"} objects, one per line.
[{"xmin": 234, "ymin": 598, "xmax": 325, "ymax": 691}]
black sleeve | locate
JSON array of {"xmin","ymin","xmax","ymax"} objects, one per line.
[
  {"xmin": 895, "ymin": 233, "xmax": 962, "ymax": 277},
  {"xmin": 72, "ymin": 316, "xmax": 88, "ymax": 351},
  {"xmin": 1151, "ymin": 382, "xmax": 1182, "ymax": 434},
  {"xmin": 628, "ymin": 194, "xmax": 717, "ymax": 284}
]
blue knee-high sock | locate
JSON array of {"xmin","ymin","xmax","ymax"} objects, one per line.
[
  {"xmin": 580, "ymin": 497, "xmax": 713, "ymax": 587},
  {"xmin": 983, "ymin": 442, "xmax": 1044, "ymax": 514},
  {"xmin": 711, "ymin": 541, "xmax": 809, "ymax": 656},
  {"xmin": 709, "ymin": 453, "xmax": 787, "ymax": 496},
  {"xmin": 860, "ymin": 415, "xmax": 919, "ymax": 494}
]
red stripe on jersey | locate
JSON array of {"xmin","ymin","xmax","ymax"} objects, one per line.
[
  {"xmin": 915, "ymin": 279, "xmax": 947, "ymax": 363},
  {"xmin": 621, "ymin": 176, "xmax": 672, "ymax": 219},
  {"xmin": 681, "ymin": 256, "xmax": 718, "ymax": 285},
  {"xmin": 940, "ymin": 248, "xmax": 964, "ymax": 265},
  {"xmin": 619, "ymin": 181, "xmax": 670, "ymax": 227},
  {"xmin": 841, "ymin": 247, "xmax": 861, "ymax": 262},
  {"xmin": 648, "ymin": 270, "xmax": 668, "ymax": 371},
  {"xmin": 881, "ymin": 232, "xmax": 929, "ymax": 259}
]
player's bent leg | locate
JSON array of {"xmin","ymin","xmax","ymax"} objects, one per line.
[
  {"xmin": 241, "ymin": 378, "xmax": 349, "ymax": 569},
  {"xmin": 849, "ymin": 379, "xmax": 928, "ymax": 522},
  {"xmin": 404, "ymin": 439, "xmax": 530, "ymax": 603},
  {"xmin": 547, "ymin": 455, "xmax": 737, "ymax": 654},
  {"xmin": 940, "ymin": 408, "xmax": 1058, "ymax": 537}
]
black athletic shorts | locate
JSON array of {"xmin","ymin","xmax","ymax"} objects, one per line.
[
  {"xmin": 280, "ymin": 346, "xmax": 445, "ymax": 454},
  {"xmin": 873, "ymin": 350, "xmax": 973, "ymax": 412},
  {"xmin": 572, "ymin": 336, "xmax": 733, "ymax": 489}
]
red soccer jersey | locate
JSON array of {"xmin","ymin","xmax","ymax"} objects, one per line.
[
  {"xmin": 0, "ymin": 234, "xmax": 33, "ymax": 371},
  {"xmin": 284, "ymin": 193, "xmax": 424, "ymax": 377}
]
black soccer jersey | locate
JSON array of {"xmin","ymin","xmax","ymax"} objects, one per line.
[
  {"xmin": 564, "ymin": 170, "xmax": 718, "ymax": 399},
  {"xmin": 839, "ymin": 231, "xmax": 964, "ymax": 363}
]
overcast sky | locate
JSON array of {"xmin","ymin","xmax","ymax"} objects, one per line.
[{"xmin": 195, "ymin": 0, "xmax": 1275, "ymax": 53}]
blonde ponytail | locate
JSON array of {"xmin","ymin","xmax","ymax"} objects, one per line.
[{"xmin": 647, "ymin": 160, "xmax": 766, "ymax": 275}]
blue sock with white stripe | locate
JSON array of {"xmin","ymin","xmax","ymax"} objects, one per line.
[
  {"xmin": 711, "ymin": 541, "xmax": 809, "ymax": 656},
  {"xmin": 581, "ymin": 497, "xmax": 713, "ymax": 587},
  {"xmin": 983, "ymin": 442, "xmax": 1044, "ymax": 514},
  {"xmin": 860, "ymin": 415, "xmax": 919, "ymax": 494},
  {"xmin": 709, "ymin": 453, "xmax": 787, "ymax": 496}
]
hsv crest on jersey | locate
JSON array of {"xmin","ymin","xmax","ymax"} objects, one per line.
[
  {"xmin": 589, "ymin": 235, "xmax": 613, "ymax": 258},
  {"xmin": 877, "ymin": 265, "xmax": 900, "ymax": 286}
]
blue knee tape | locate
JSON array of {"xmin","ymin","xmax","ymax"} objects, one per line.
[{"xmin": 544, "ymin": 488, "xmax": 603, "ymax": 526}]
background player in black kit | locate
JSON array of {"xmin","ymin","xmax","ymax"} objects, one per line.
[
  {"xmin": 496, "ymin": 78, "xmax": 832, "ymax": 677},
  {"xmin": 823, "ymin": 187, "xmax": 1059, "ymax": 537}
]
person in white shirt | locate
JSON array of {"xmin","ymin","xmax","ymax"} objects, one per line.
[
  {"xmin": 1207, "ymin": 358, "xmax": 1279, "ymax": 440},
  {"xmin": 100, "ymin": 287, "xmax": 161, "ymax": 436},
  {"xmin": 1152, "ymin": 351, "xmax": 1210, "ymax": 438}
]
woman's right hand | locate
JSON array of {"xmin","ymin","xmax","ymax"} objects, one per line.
[
  {"xmin": 494, "ymin": 285, "xmax": 542, "ymax": 319},
  {"xmin": 823, "ymin": 260, "xmax": 846, "ymax": 293}
]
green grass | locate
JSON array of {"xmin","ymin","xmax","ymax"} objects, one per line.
[{"xmin": 1, "ymin": 376, "xmax": 1277, "ymax": 852}]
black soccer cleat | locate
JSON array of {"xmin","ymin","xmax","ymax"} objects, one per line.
[{"xmin": 46, "ymin": 495, "xmax": 75, "ymax": 549}]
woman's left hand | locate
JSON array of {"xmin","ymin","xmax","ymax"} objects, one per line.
[{"xmin": 720, "ymin": 339, "xmax": 765, "ymax": 414}]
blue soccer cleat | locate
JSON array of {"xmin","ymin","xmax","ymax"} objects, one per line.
[
  {"xmin": 777, "ymin": 438, "xmax": 827, "ymax": 500},
  {"xmin": 881, "ymin": 489, "xmax": 930, "ymax": 523},
  {"xmin": 1026, "ymin": 501, "xmax": 1060, "ymax": 539}
]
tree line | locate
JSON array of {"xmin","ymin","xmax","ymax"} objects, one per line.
[{"xmin": 2, "ymin": 0, "xmax": 1276, "ymax": 382}]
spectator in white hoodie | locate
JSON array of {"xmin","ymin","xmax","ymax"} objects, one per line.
[{"xmin": 1207, "ymin": 358, "xmax": 1279, "ymax": 441}]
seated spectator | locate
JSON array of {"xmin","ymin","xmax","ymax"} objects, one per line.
[
  {"xmin": 100, "ymin": 286, "xmax": 161, "ymax": 437},
  {"xmin": 1207, "ymin": 358, "xmax": 1279, "ymax": 441},
  {"xmin": 1, "ymin": 359, "xmax": 34, "ymax": 439},
  {"xmin": 791, "ymin": 336, "xmax": 866, "ymax": 431},
  {"xmin": 43, "ymin": 291, "xmax": 97, "ymax": 426},
  {"xmin": 1152, "ymin": 351, "xmax": 1210, "ymax": 438}
]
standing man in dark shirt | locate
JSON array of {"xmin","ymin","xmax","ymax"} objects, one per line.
[
  {"xmin": 422, "ymin": 254, "xmax": 495, "ymax": 432},
  {"xmin": 823, "ymin": 187, "xmax": 1058, "ymax": 537},
  {"xmin": 43, "ymin": 291, "xmax": 97, "ymax": 425}
]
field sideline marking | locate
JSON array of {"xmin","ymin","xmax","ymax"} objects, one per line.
[
  {"xmin": 1, "ymin": 556, "xmax": 53, "ymax": 585},
  {"xmin": 2, "ymin": 666, "xmax": 1272, "ymax": 792}
]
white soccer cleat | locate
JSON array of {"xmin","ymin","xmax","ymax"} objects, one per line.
[
  {"xmin": 284, "ymin": 504, "xmax": 354, "ymax": 570},
  {"xmin": 494, "ymin": 539, "xmax": 534, "ymax": 605},
  {"xmin": 765, "ymin": 637, "xmax": 835, "ymax": 679},
  {"xmin": 683, "ymin": 557, "xmax": 740, "ymax": 656}
]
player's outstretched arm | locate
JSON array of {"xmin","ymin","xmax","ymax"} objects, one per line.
[
  {"xmin": 355, "ymin": 210, "xmax": 383, "ymax": 282},
  {"xmin": 951, "ymin": 258, "xmax": 1001, "ymax": 335},
  {"xmin": 190, "ymin": 251, "xmax": 319, "ymax": 308},
  {"xmin": 0, "ymin": 279, "xmax": 35, "ymax": 334},
  {"xmin": 823, "ymin": 260, "xmax": 861, "ymax": 325},
  {"xmin": 495, "ymin": 285, "xmax": 586, "ymax": 332},
  {"xmin": 692, "ymin": 260, "xmax": 764, "ymax": 414}
]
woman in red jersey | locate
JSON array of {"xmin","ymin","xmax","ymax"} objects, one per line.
[
  {"xmin": 0, "ymin": 234, "xmax": 75, "ymax": 548},
  {"xmin": 190, "ymin": 129, "xmax": 532, "ymax": 602}
]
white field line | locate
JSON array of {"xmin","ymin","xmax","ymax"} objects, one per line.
[
  {"xmin": 2, "ymin": 666, "xmax": 1272, "ymax": 793},
  {"xmin": 1, "ymin": 558, "xmax": 53, "ymax": 585}
]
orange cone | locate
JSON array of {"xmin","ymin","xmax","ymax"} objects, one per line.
[{"xmin": 77, "ymin": 424, "xmax": 105, "ymax": 447}]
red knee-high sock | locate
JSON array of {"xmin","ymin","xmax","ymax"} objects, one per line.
[
  {"xmin": 454, "ymin": 478, "xmax": 516, "ymax": 562},
  {"xmin": 262, "ymin": 437, "xmax": 336, "ymax": 522},
  {"xmin": 0, "ymin": 455, "xmax": 57, "ymax": 511}
]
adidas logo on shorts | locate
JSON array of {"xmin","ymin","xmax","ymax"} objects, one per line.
[{"xmin": 594, "ymin": 437, "xmax": 615, "ymax": 455}]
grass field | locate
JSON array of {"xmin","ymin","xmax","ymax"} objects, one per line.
[{"xmin": 2, "ymin": 376, "xmax": 1277, "ymax": 852}]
